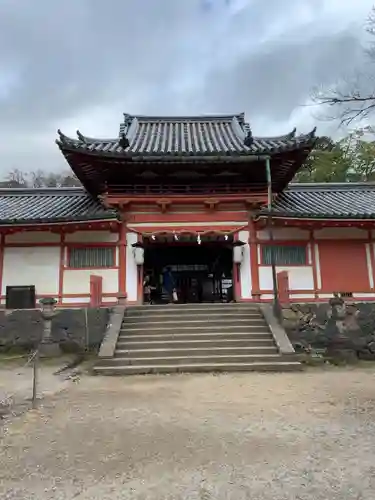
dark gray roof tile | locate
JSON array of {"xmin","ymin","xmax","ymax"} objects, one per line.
[
  {"xmin": 1, "ymin": 183, "xmax": 374, "ymax": 225},
  {"xmin": 265, "ymin": 183, "xmax": 375, "ymax": 219},
  {"xmin": 57, "ymin": 114, "xmax": 316, "ymax": 157},
  {"xmin": 0, "ymin": 188, "xmax": 117, "ymax": 225}
]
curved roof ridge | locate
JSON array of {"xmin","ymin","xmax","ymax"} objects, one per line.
[
  {"xmin": 0, "ymin": 187, "xmax": 87, "ymax": 195},
  {"xmin": 253, "ymin": 128, "xmax": 296, "ymax": 142},
  {"xmin": 56, "ymin": 130, "xmax": 118, "ymax": 145},
  {"xmin": 76, "ymin": 130, "xmax": 118, "ymax": 144},
  {"xmin": 253, "ymin": 127, "xmax": 316, "ymax": 142},
  {"xmin": 125, "ymin": 113, "xmax": 245, "ymax": 122},
  {"xmin": 287, "ymin": 182, "xmax": 375, "ymax": 191}
]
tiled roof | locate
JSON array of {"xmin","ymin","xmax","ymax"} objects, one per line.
[
  {"xmin": 0, "ymin": 188, "xmax": 117, "ymax": 225},
  {"xmin": 263, "ymin": 183, "xmax": 375, "ymax": 219},
  {"xmin": 57, "ymin": 113, "xmax": 316, "ymax": 158},
  {"xmin": 1, "ymin": 183, "xmax": 374, "ymax": 225}
]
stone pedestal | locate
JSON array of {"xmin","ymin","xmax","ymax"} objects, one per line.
[
  {"xmin": 39, "ymin": 340, "xmax": 62, "ymax": 358},
  {"xmin": 39, "ymin": 297, "xmax": 59, "ymax": 358},
  {"xmin": 117, "ymin": 293, "xmax": 127, "ymax": 306}
]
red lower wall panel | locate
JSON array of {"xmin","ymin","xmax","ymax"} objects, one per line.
[{"xmin": 319, "ymin": 241, "xmax": 370, "ymax": 293}]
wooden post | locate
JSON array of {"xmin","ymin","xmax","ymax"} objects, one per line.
[
  {"xmin": 248, "ymin": 218, "xmax": 260, "ymax": 299},
  {"xmin": 32, "ymin": 348, "xmax": 39, "ymax": 409},
  {"xmin": 277, "ymin": 271, "xmax": 290, "ymax": 305},
  {"xmin": 118, "ymin": 222, "xmax": 127, "ymax": 297},
  {"xmin": 310, "ymin": 230, "xmax": 319, "ymax": 298}
]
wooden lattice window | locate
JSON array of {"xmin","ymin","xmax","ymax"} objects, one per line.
[
  {"xmin": 68, "ymin": 247, "xmax": 115, "ymax": 268},
  {"xmin": 261, "ymin": 245, "xmax": 307, "ymax": 266}
]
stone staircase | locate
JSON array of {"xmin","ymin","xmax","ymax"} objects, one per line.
[{"xmin": 94, "ymin": 303, "xmax": 301, "ymax": 375}]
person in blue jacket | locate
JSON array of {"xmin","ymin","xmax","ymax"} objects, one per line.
[{"xmin": 162, "ymin": 266, "xmax": 176, "ymax": 303}]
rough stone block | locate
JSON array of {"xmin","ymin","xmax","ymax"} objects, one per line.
[
  {"xmin": 0, "ymin": 307, "xmax": 110, "ymax": 353},
  {"xmin": 282, "ymin": 300, "xmax": 375, "ymax": 364}
]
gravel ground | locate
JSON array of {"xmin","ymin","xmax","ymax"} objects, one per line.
[
  {"xmin": 1, "ymin": 368, "xmax": 375, "ymax": 499},
  {"xmin": 0, "ymin": 359, "xmax": 75, "ymax": 419}
]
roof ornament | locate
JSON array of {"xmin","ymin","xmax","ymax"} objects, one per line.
[
  {"xmin": 244, "ymin": 129, "xmax": 253, "ymax": 147},
  {"xmin": 123, "ymin": 113, "xmax": 133, "ymax": 126},
  {"xmin": 286, "ymin": 128, "xmax": 297, "ymax": 139},
  {"xmin": 237, "ymin": 112, "xmax": 245, "ymax": 124},
  {"xmin": 57, "ymin": 129, "xmax": 69, "ymax": 143},
  {"xmin": 119, "ymin": 133, "xmax": 130, "ymax": 149},
  {"xmin": 76, "ymin": 130, "xmax": 87, "ymax": 143}
]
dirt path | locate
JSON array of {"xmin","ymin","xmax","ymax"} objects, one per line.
[{"xmin": 1, "ymin": 368, "xmax": 375, "ymax": 499}]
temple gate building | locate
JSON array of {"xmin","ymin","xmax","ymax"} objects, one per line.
[{"xmin": 0, "ymin": 113, "xmax": 375, "ymax": 309}]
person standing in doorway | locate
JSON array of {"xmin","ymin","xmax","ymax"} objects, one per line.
[
  {"xmin": 162, "ymin": 266, "xmax": 176, "ymax": 303},
  {"xmin": 143, "ymin": 272, "xmax": 157, "ymax": 304},
  {"xmin": 143, "ymin": 273, "xmax": 152, "ymax": 304}
]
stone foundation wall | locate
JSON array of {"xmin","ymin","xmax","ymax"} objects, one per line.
[
  {"xmin": 0, "ymin": 307, "xmax": 110, "ymax": 354},
  {"xmin": 282, "ymin": 298, "xmax": 375, "ymax": 362}
]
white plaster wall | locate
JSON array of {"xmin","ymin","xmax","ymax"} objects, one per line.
[
  {"xmin": 314, "ymin": 227, "xmax": 367, "ymax": 239},
  {"xmin": 65, "ymin": 230, "xmax": 119, "ymax": 243},
  {"xmin": 102, "ymin": 296, "xmax": 119, "ymax": 304},
  {"xmin": 63, "ymin": 269, "xmax": 118, "ymax": 295},
  {"xmin": 366, "ymin": 243, "xmax": 374, "ymax": 289},
  {"xmin": 2, "ymin": 247, "xmax": 60, "ymax": 296},
  {"xmin": 238, "ymin": 230, "xmax": 251, "ymax": 299},
  {"xmin": 126, "ymin": 232, "xmax": 138, "ymax": 302},
  {"xmin": 319, "ymin": 293, "xmax": 335, "ymax": 299},
  {"xmin": 291, "ymin": 294, "xmax": 315, "ymax": 300},
  {"xmin": 61, "ymin": 297, "xmax": 90, "ymax": 305},
  {"xmin": 257, "ymin": 228, "xmax": 309, "ymax": 240},
  {"xmin": 259, "ymin": 266, "xmax": 314, "ymax": 291},
  {"xmin": 260, "ymin": 293, "xmax": 315, "ymax": 300},
  {"xmin": 5, "ymin": 232, "xmax": 60, "ymax": 244}
]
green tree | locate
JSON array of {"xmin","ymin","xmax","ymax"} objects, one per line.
[
  {"xmin": 296, "ymin": 128, "xmax": 375, "ymax": 182},
  {"xmin": 345, "ymin": 128, "xmax": 375, "ymax": 180},
  {"xmin": 295, "ymin": 136, "xmax": 351, "ymax": 182}
]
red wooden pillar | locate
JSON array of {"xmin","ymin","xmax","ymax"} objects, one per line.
[
  {"xmin": 368, "ymin": 230, "xmax": 375, "ymax": 290},
  {"xmin": 310, "ymin": 230, "xmax": 319, "ymax": 298},
  {"xmin": 118, "ymin": 222, "xmax": 127, "ymax": 298},
  {"xmin": 277, "ymin": 271, "xmax": 289, "ymax": 305},
  {"xmin": 137, "ymin": 232, "xmax": 144, "ymax": 304},
  {"xmin": 232, "ymin": 232, "xmax": 241, "ymax": 301},
  {"xmin": 248, "ymin": 219, "xmax": 260, "ymax": 299},
  {"xmin": 58, "ymin": 232, "xmax": 65, "ymax": 305},
  {"xmin": 0, "ymin": 234, "xmax": 4, "ymax": 302},
  {"xmin": 90, "ymin": 275, "xmax": 103, "ymax": 306}
]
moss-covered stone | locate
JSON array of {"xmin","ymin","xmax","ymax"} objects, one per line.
[{"xmin": 282, "ymin": 300, "xmax": 375, "ymax": 363}]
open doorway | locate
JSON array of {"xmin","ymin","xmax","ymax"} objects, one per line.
[{"xmin": 142, "ymin": 234, "xmax": 234, "ymax": 304}]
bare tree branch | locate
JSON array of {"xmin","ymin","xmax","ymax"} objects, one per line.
[{"xmin": 312, "ymin": 6, "xmax": 375, "ymax": 125}]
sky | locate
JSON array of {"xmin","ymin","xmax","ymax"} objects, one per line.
[{"xmin": 0, "ymin": 0, "xmax": 374, "ymax": 175}]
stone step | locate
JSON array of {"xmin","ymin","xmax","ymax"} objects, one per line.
[
  {"xmin": 102, "ymin": 354, "xmax": 285, "ymax": 366},
  {"xmin": 123, "ymin": 312, "xmax": 263, "ymax": 322},
  {"xmin": 114, "ymin": 346, "xmax": 278, "ymax": 357},
  {"xmin": 127, "ymin": 304, "xmax": 259, "ymax": 313},
  {"xmin": 121, "ymin": 320, "xmax": 267, "ymax": 330},
  {"xmin": 116, "ymin": 338, "xmax": 274, "ymax": 349},
  {"xmin": 120, "ymin": 324, "xmax": 270, "ymax": 334},
  {"xmin": 93, "ymin": 361, "xmax": 303, "ymax": 375},
  {"xmin": 118, "ymin": 330, "xmax": 273, "ymax": 341},
  {"xmin": 126, "ymin": 307, "xmax": 262, "ymax": 318}
]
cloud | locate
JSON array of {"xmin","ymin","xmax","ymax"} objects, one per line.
[{"xmin": 0, "ymin": 0, "xmax": 373, "ymax": 174}]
